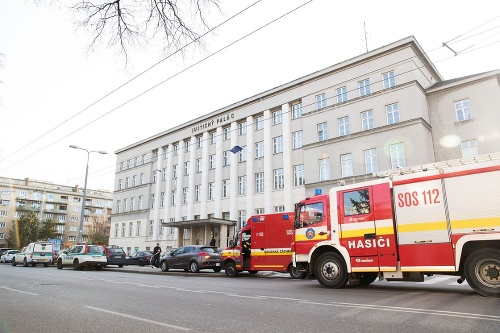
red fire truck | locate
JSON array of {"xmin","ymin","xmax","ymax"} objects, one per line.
[
  {"xmin": 222, "ymin": 213, "xmax": 306, "ymax": 278},
  {"xmin": 292, "ymin": 153, "xmax": 500, "ymax": 297}
]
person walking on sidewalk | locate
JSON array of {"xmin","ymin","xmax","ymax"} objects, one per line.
[{"xmin": 152, "ymin": 243, "xmax": 161, "ymax": 268}]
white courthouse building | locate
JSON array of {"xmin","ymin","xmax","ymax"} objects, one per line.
[{"xmin": 110, "ymin": 36, "xmax": 500, "ymax": 254}]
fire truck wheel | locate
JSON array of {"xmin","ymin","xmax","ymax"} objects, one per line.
[
  {"xmin": 464, "ymin": 248, "xmax": 500, "ymax": 297},
  {"xmin": 315, "ymin": 252, "xmax": 348, "ymax": 288},
  {"xmin": 289, "ymin": 264, "xmax": 307, "ymax": 279},
  {"xmin": 224, "ymin": 262, "xmax": 238, "ymax": 277}
]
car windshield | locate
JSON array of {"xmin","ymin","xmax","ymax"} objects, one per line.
[
  {"xmin": 87, "ymin": 245, "xmax": 104, "ymax": 254},
  {"xmin": 200, "ymin": 247, "xmax": 218, "ymax": 253},
  {"xmin": 109, "ymin": 248, "xmax": 124, "ymax": 254}
]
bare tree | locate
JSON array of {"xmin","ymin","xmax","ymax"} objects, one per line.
[{"xmin": 67, "ymin": 0, "xmax": 221, "ymax": 63}]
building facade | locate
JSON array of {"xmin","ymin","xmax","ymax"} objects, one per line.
[
  {"xmin": 110, "ymin": 36, "xmax": 500, "ymax": 254},
  {"xmin": 0, "ymin": 177, "xmax": 113, "ymax": 249}
]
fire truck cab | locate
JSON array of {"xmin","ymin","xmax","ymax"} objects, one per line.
[
  {"xmin": 292, "ymin": 153, "xmax": 500, "ymax": 297},
  {"xmin": 222, "ymin": 213, "xmax": 305, "ymax": 278}
]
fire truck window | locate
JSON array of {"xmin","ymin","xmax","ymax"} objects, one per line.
[
  {"xmin": 343, "ymin": 189, "xmax": 370, "ymax": 216},
  {"xmin": 301, "ymin": 202, "xmax": 324, "ymax": 226}
]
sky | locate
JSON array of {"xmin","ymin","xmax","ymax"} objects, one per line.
[{"xmin": 0, "ymin": 0, "xmax": 499, "ymax": 192}]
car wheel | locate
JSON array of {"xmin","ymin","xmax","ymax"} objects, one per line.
[
  {"xmin": 43, "ymin": 263, "xmax": 49, "ymax": 267},
  {"xmin": 23, "ymin": 258, "xmax": 28, "ymax": 267},
  {"xmin": 73, "ymin": 260, "xmax": 81, "ymax": 270},
  {"xmin": 213, "ymin": 267, "xmax": 222, "ymax": 273},
  {"xmin": 12, "ymin": 259, "xmax": 17, "ymax": 266},
  {"xmin": 189, "ymin": 261, "xmax": 199, "ymax": 273},
  {"xmin": 57, "ymin": 259, "xmax": 63, "ymax": 269},
  {"xmin": 138, "ymin": 260, "xmax": 144, "ymax": 267},
  {"xmin": 160, "ymin": 261, "xmax": 169, "ymax": 272},
  {"xmin": 315, "ymin": 252, "xmax": 348, "ymax": 289},
  {"xmin": 118, "ymin": 264, "xmax": 123, "ymax": 268},
  {"xmin": 31, "ymin": 263, "xmax": 37, "ymax": 267},
  {"xmin": 224, "ymin": 262, "xmax": 238, "ymax": 277},
  {"xmin": 96, "ymin": 265, "xmax": 103, "ymax": 271},
  {"xmin": 289, "ymin": 264, "xmax": 307, "ymax": 279}
]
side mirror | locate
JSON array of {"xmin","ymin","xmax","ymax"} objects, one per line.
[{"xmin": 229, "ymin": 240, "xmax": 234, "ymax": 248}]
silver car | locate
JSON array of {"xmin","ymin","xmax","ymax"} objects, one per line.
[{"xmin": 160, "ymin": 245, "xmax": 222, "ymax": 273}]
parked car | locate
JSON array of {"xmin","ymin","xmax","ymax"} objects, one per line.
[
  {"xmin": 126, "ymin": 251, "xmax": 153, "ymax": 266},
  {"xmin": 105, "ymin": 246, "xmax": 127, "ymax": 267},
  {"xmin": 159, "ymin": 245, "xmax": 222, "ymax": 273},
  {"xmin": 0, "ymin": 248, "xmax": 13, "ymax": 257},
  {"xmin": 52, "ymin": 249, "xmax": 68, "ymax": 265},
  {"xmin": 56, "ymin": 244, "xmax": 107, "ymax": 270},
  {"xmin": 0, "ymin": 250, "xmax": 19, "ymax": 263},
  {"xmin": 11, "ymin": 242, "xmax": 53, "ymax": 267},
  {"xmin": 11, "ymin": 247, "xmax": 28, "ymax": 266}
]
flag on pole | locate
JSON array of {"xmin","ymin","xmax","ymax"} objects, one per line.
[{"xmin": 230, "ymin": 145, "xmax": 243, "ymax": 154}]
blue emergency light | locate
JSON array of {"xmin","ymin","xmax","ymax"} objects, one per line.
[
  {"xmin": 283, "ymin": 214, "xmax": 289, "ymax": 220},
  {"xmin": 315, "ymin": 188, "xmax": 322, "ymax": 195},
  {"xmin": 252, "ymin": 217, "xmax": 258, "ymax": 222}
]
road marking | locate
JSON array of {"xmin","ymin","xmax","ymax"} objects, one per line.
[
  {"xmin": 0, "ymin": 286, "xmax": 38, "ymax": 296},
  {"xmin": 85, "ymin": 306, "xmax": 191, "ymax": 330},
  {"xmin": 298, "ymin": 301, "xmax": 500, "ymax": 322}
]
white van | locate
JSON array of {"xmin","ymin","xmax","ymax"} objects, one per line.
[{"xmin": 12, "ymin": 242, "xmax": 53, "ymax": 267}]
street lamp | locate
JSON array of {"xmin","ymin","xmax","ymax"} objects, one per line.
[{"xmin": 69, "ymin": 145, "xmax": 107, "ymax": 243}]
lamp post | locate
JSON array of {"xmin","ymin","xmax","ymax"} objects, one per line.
[{"xmin": 69, "ymin": 145, "xmax": 107, "ymax": 243}]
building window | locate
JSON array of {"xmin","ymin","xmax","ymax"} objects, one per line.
[
  {"xmin": 274, "ymin": 206, "xmax": 285, "ymax": 212},
  {"xmin": 173, "ymin": 144, "xmax": 179, "ymax": 155},
  {"xmin": 128, "ymin": 222, "xmax": 133, "ymax": 237},
  {"xmin": 319, "ymin": 158, "xmax": 330, "ymax": 181},
  {"xmin": 195, "ymin": 185, "xmax": 200, "ymax": 202},
  {"xmin": 171, "ymin": 190, "xmax": 176, "ymax": 206},
  {"xmin": 361, "ymin": 110, "xmax": 373, "ymax": 130},
  {"xmin": 238, "ymin": 176, "xmax": 247, "ymax": 195},
  {"xmin": 455, "ymin": 98, "xmax": 472, "ymax": 122},
  {"xmin": 383, "ymin": 70, "xmax": 396, "ymax": 88},
  {"xmin": 358, "ymin": 79, "xmax": 370, "ymax": 96},
  {"xmin": 338, "ymin": 116, "xmax": 350, "ymax": 136},
  {"xmin": 151, "ymin": 194, "xmax": 155, "ymax": 208},
  {"xmin": 114, "ymin": 223, "xmax": 119, "ymax": 237},
  {"xmin": 238, "ymin": 121, "xmax": 247, "ymax": 135},
  {"xmin": 138, "ymin": 196, "xmax": 143, "ymax": 209},
  {"xmin": 153, "ymin": 172, "xmax": 158, "ymax": 183},
  {"xmin": 336, "ymin": 86, "xmax": 347, "ymax": 103},
  {"xmin": 162, "ymin": 168, "xmax": 167, "ymax": 180},
  {"xmin": 255, "ymin": 115, "xmax": 264, "ymax": 131},
  {"xmin": 116, "ymin": 200, "xmax": 121, "ymax": 213},
  {"xmin": 238, "ymin": 210, "xmax": 246, "ymax": 229},
  {"xmin": 341, "ymin": 154, "xmax": 353, "ymax": 177},
  {"xmin": 223, "ymin": 151, "xmax": 231, "ymax": 166},
  {"xmin": 172, "ymin": 165, "xmax": 177, "ymax": 178},
  {"xmin": 255, "ymin": 208, "xmax": 264, "ymax": 214},
  {"xmin": 272, "ymin": 109, "xmax": 282, "ymax": 125},
  {"xmin": 194, "ymin": 136, "xmax": 201, "ymax": 149},
  {"xmin": 223, "ymin": 126, "xmax": 231, "ymax": 140},
  {"xmin": 184, "ymin": 161, "xmax": 189, "ymax": 175},
  {"xmin": 184, "ymin": 139, "xmax": 190, "ymax": 152},
  {"xmin": 292, "ymin": 131, "xmax": 303, "ymax": 149},
  {"xmin": 124, "ymin": 198, "xmax": 128, "ymax": 212},
  {"xmin": 255, "ymin": 172, "xmax": 264, "ymax": 193},
  {"xmin": 136, "ymin": 221, "xmax": 141, "ymax": 236},
  {"xmin": 118, "ymin": 179, "xmax": 123, "ymax": 190},
  {"xmin": 160, "ymin": 192, "xmax": 165, "ymax": 207},
  {"xmin": 316, "ymin": 93, "xmax": 326, "ymax": 110},
  {"xmin": 196, "ymin": 158, "xmax": 202, "ymax": 172},
  {"xmin": 386, "ymin": 103, "xmax": 400, "ymax": 124},
  {"xmin": 273, "ymin": 168, "xmax": 284, "ymax": 190},
  {"xmin": 140, "ymin": 173, "xmax": 145, "ymax": 185},
  {"xmin": 131, "ymin": 197, "xmax": 136, "ymax": 211},
  {"xmin": 149, "ymin": 221, "xmax": 154, "ymax": 236},
  {"xmin": 132, "ymin": 175, "xmax": 137, "ymax": 187},
  {"xmin": 208, "ymin": 182, "xmax": 215, "ymax": 200},
  {"xmin": 364, "ymin": 148, "xmax": 378, "ymax": 174},
  {"xmin": 209, "ymin": 131, "xmax": 216, "ymax": 144},
  {"xmin": 255, "ymin": 141, "xmax": 264, "ymax": 159},
  {"xmin": 461, "ymin": 139, "xmax": 478, "ymax": 158},
  {"xmin": 209, "ymin": 155, "xmax": 216, "ymax": 169},
  {"xmin": 293, "ymin": 164, "xmax": 305, "ymax": 186},
  {"xmin": 152, "ymin": 150, "xmax": 158, "ymax": 162},
  {"xmin": 238, "ymin": 146, "xmax": 247, "ymax": 162},
  {"xmin": 183, "ymin": 188, "xmax": 188, "ymax": 204},
  {"xmin": 390, "ymin": 143, "xmax": 406, "ymax": 169},
  {"xmin": 122, "ymin": 223, "xmax": 126, "ymax": 237},
  {"xmin": 223, "ymin": 180, "xmax": 230, "ymax": 197},
  {"xmin": 318, "ymin": 122, "xmax": 328, "ymax": 141},
  {"xmin": 292, "ymin": 103, "xmax": 302, "ymax": 119},
  {"xmin": 273, "ymin": 136, "xmax": 283, "ymax": 154}
]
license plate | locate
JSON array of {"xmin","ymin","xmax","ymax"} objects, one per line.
[
  {"xmin": 215, "ymin": 263, "xmax": 220, "ymax": 266},
  {"xmin": 93, "ymin": 256, "xmax": 102, "ymax": 259},
  {"xmin": 114, "ymin": 256, "xmax": 121, "ymax": 258}
]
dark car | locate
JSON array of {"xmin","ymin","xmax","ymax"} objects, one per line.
[
  {"xmin": 126, "ymin": 251, "xmax": 153, "ymax": 266},
  {"xmin": 159, "ymin": 245, "xmax": 222, "ymax": 273},
  {"xmin": 105, "ymin": 246, "xmax": 127, "ymax": 267}
]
